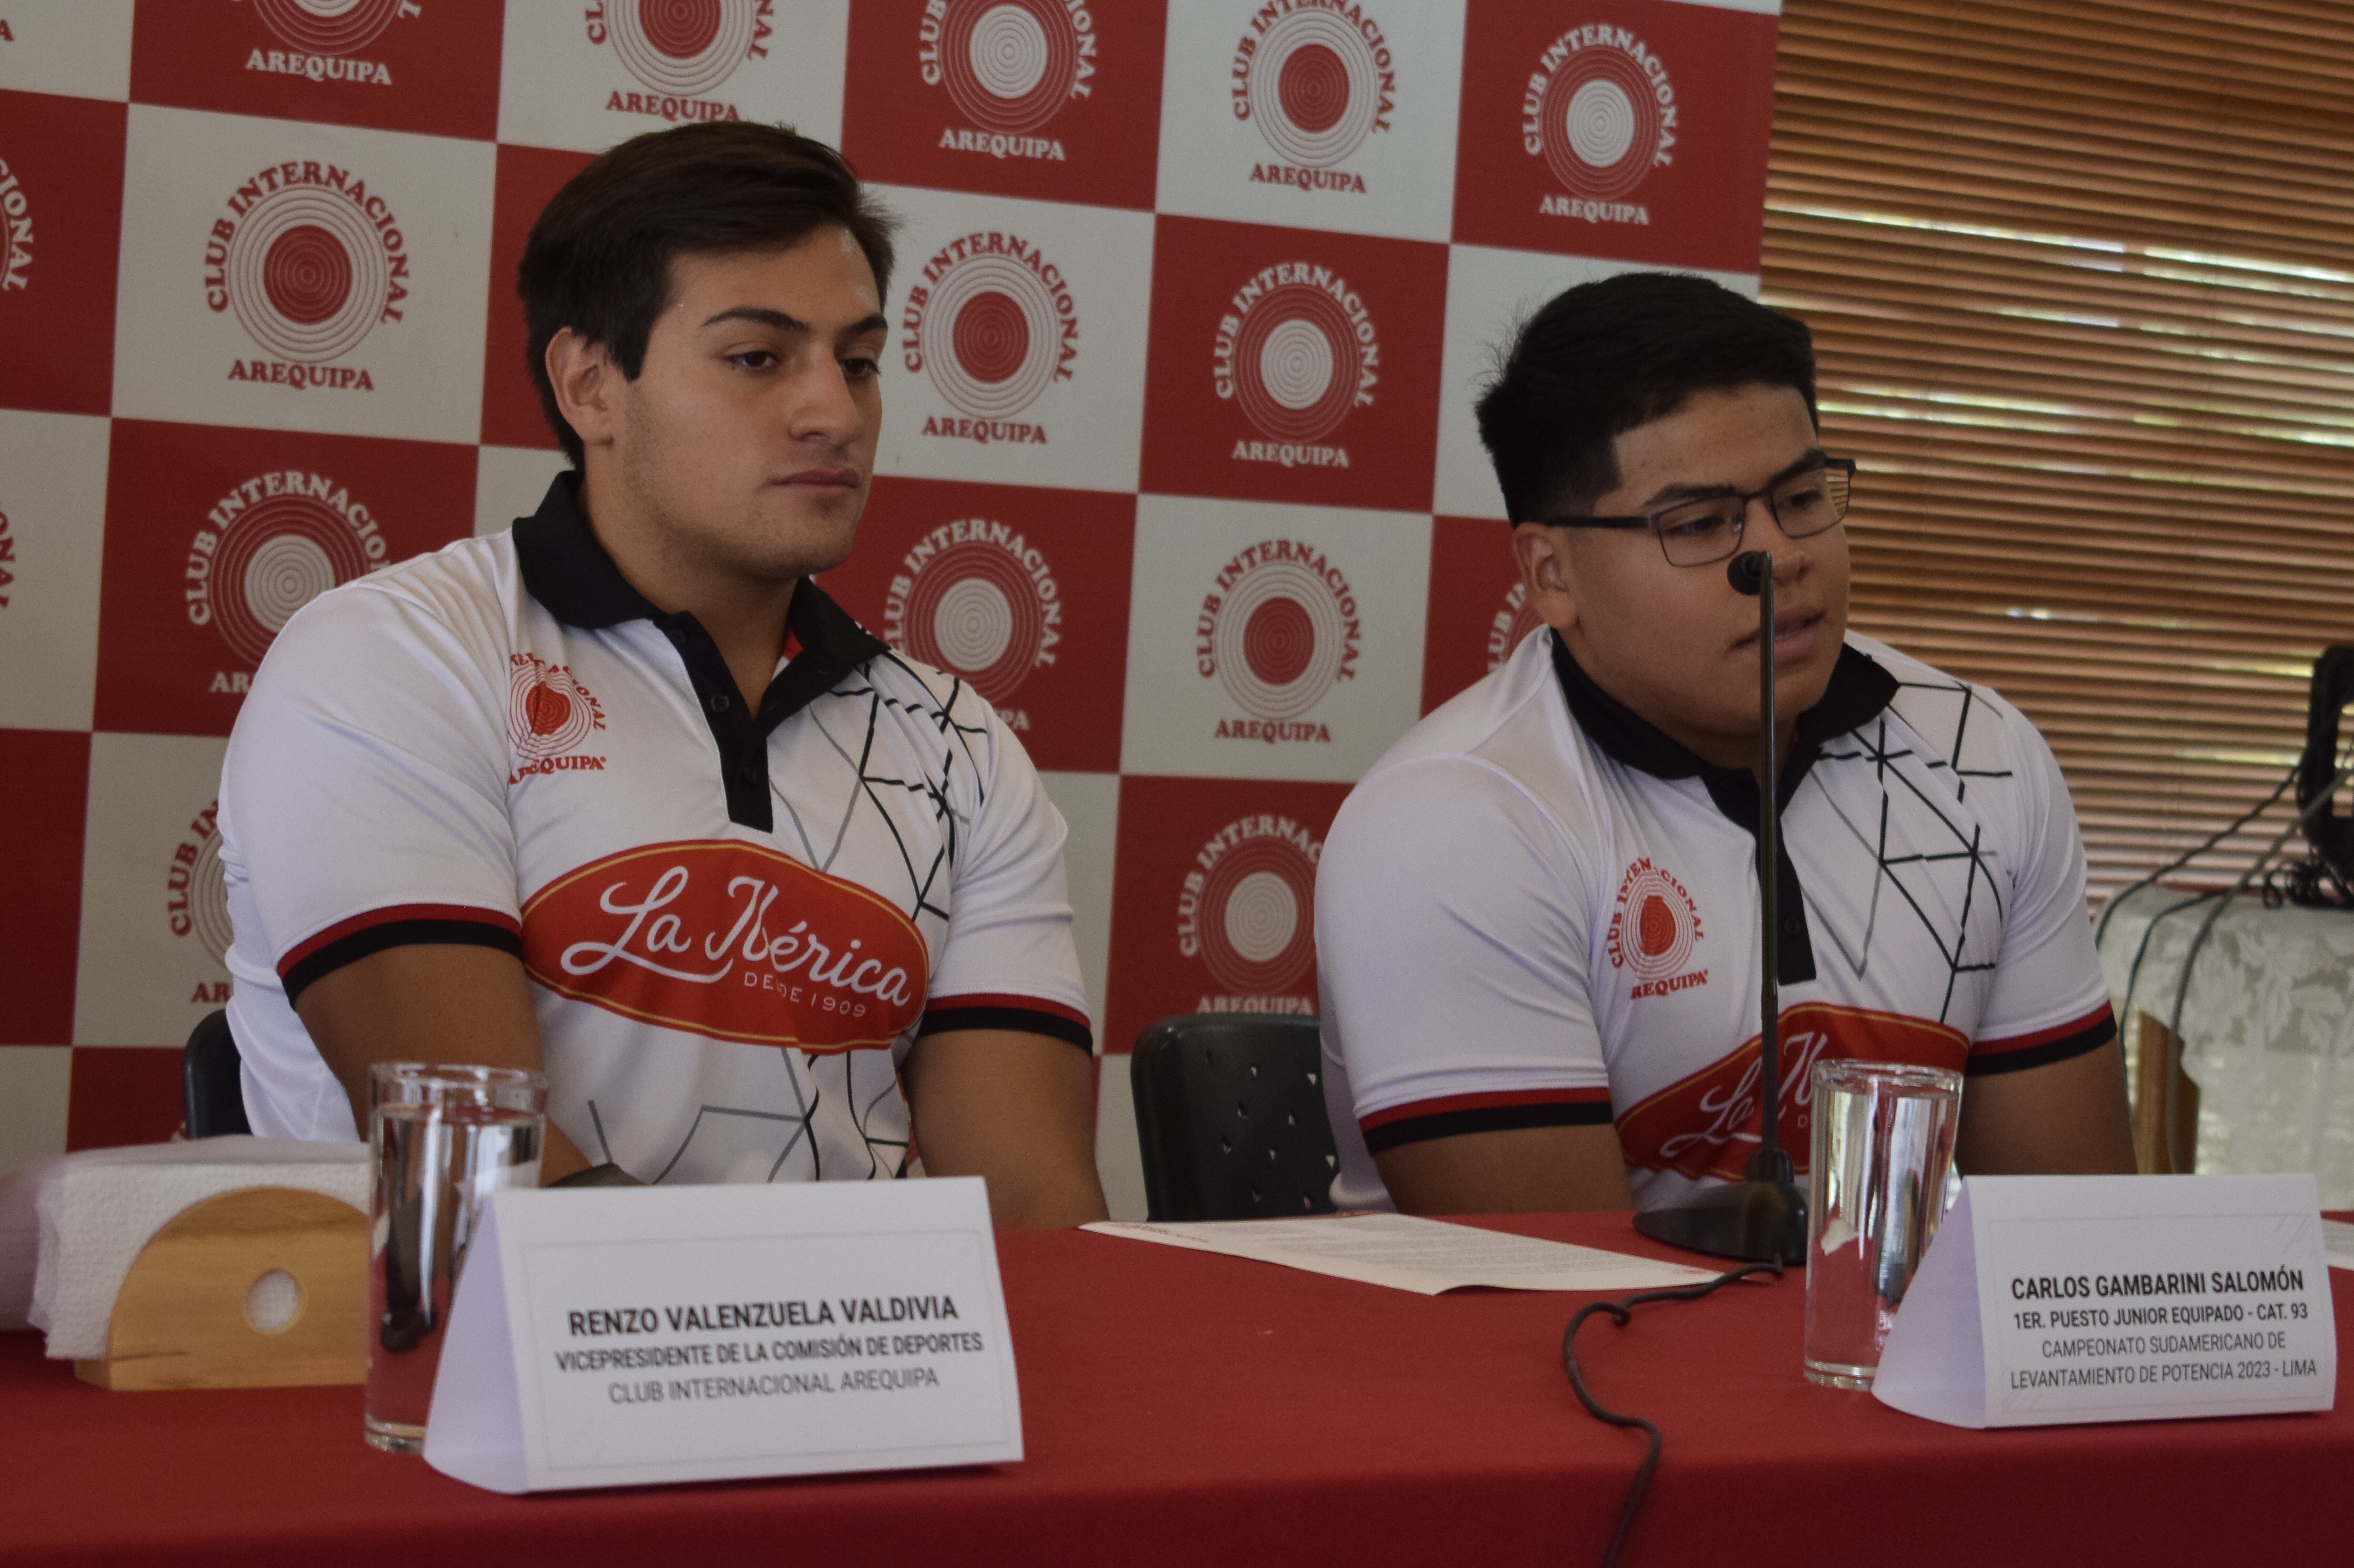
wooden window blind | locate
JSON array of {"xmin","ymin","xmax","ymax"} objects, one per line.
[{"xmin": 1760, "ymin": 0, "xmax": 2354, "ymax": 901}]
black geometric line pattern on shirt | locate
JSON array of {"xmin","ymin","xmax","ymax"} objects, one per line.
[
  {"xmin": 657, "ymin": 657, "xmax": 983, "ymax": 1183},
  {"xmin": 646, "ymin": 1047, "xmax": 912, "ymax": 1184},
  {"xmin": 1807, "ymin": 677, "xmax": 2015, "ymax": 1025}
]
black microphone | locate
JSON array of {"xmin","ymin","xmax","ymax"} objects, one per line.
[{"xmin": 1631, "ymin": 549, "xmax": 1806, "ymax": 1263}]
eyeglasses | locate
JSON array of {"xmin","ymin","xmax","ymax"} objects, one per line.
[{"xmin": 1535, "ymin": 456, "xmax": 1856, "ymax": 568}]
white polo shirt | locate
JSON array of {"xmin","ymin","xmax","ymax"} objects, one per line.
[
  {"xmin": 220, "ymin": 474, "xmax": 1091, "ymax": 1184},
  {"xmin": 1317, "ymin": 627, "xmax": 2115, "ymax": 1211}
]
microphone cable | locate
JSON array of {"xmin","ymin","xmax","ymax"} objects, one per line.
[{"xmin": 1561, "ymin": 1261, "xmax": 1784, "ymax": 1568}]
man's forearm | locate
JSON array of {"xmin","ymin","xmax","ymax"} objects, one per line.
[
  {"xmin": 904, "ymin": 1028, "xmax": 1109, "ymax": 1227},
  {"xmin": 292, "ymin": 942, "xmax": 590, "ymax": 1182}
]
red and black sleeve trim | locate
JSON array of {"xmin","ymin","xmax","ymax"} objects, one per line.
[
  {"xmin": 279, "ymin": 905, "xmax": 524, "ymax": 1007},
  {"xmin": 916, "ymin": 993, "xmax": 1093, "ymax": 1055},
  {"xmin": 1967, "ymin": 1005, "xmax": 2118, "ymax": 1078},
  {"xmin": 1361, "ymin": 1087, "xmax": 1614, "ymax": 1157}
]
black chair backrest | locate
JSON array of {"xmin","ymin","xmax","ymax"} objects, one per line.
[
  {"xmin": 1129, "ymin": 1014, "xmax": 1337, "ymax": 1222},
  {"xmin": 184, "ymin": 1008, "xmax": 253, "ymax": 1139}
]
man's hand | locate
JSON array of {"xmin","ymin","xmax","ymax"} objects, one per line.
[
  {"xmin": 1957, "ymin": 1038, "xmax": 2136, "ymax": 1176},
  {"xmin": 293, "ymin": 944, "xmax": 592, "ymax": 1184},
  {"xmin": 902, "ymin": 1029, "xmax": 1109, "ymax": 1229},
  {"xmin": 1373, "ymin": 1123, "xmax": 1635, "ymax": 1215}
]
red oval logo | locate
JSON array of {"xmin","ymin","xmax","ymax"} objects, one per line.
[
  {"xmin": 520, "ymin": 840, "xmax": 928, "ymax": 1051},
  {"xmin": 1614, "ymin": 1005, "xmax": 1969, "ymax": 1183}
]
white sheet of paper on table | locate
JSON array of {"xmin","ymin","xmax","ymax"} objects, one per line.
[
  {"xmin": 1081, "ymin": 1213, "xmax": 1717, "ymax": 1295},
  {"xmin": 2324, "ymin": 1218, "xmax": 2354, "ymax": 1272}
]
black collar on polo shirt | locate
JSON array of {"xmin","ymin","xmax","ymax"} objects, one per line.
[
  {"xmin": 1549, "ymin": 630, "xmax": 1898, "ymax": 985},
  {"xmin": 513, "ymin": 471, "xmax": 887, "ymax": 833}
]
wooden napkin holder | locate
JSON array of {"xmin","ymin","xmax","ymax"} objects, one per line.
[{"xmin": 75, "ymin": 1185, "xmax": 369, "ymax": 1391}]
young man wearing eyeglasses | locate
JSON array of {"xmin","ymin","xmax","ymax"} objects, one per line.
[{"xmin": 1315, "ymin": 272, "xmax": 2135, "ymax": 1215}]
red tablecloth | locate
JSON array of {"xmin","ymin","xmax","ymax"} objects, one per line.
[{"xmin": 3, "ymin": 1211, "xmax": 2346, "ymax": 1566}]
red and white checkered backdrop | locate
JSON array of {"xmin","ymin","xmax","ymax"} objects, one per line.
[{"xmin": 0, "ymin": 0, "xmax": 1779, "ymax": 1211}]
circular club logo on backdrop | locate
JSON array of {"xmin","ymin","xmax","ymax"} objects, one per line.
[
  {"xmin": 167, "ymin": 801, "xmax": 233, "ymax": 966},
  {"xmin": 184, "ymin": 473, "xmax": 391, "ymax": 667},
  {"xmin": 883, "ymin": 521, "xmax": 1060, "ymax": 706},
  {"xmin": 1179, "ymin": 817, "xmax": 1322, "ymax": 996},
  {"xmin": 1234, "ymin": 5, "xmax": 1392, "ymax": 168},
  {"xmin": 250, "ymin": 0, "xmax": 406, "ymax": 55},
  {"xmin": 1525, "ymin": 25, "xmax": 1678, "ymax": 199},
  {"xmin": 922, "ymin": 0, "xmax": 1095, "ymax": 134},
  {"xmin": 1213, "ymin": 264, "xmax": 1379, "ymax": 445},
  {"xmin": 903, "ymin": 234, "xmax": 1076, "ymax": 420},
  {"xmin": 1200, "ymin": 541, "xmax": 1361, "ymax": 724},
  {"xmin": 602, "ymin": 0, "xmax": 766, "ymax": 96},
  {"xmin": 1607, "ymin": 857, "xmax": 1703, "ymax": 982},
  {"xmin": 204, "ymin": 164, "xmax": 409, "ymax": 366},
  {"xmin": 507, "ymin": 654, "xmax": 606, "ymax": 766}
]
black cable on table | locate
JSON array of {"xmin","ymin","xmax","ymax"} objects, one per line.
[{"xmin": 1561, "ymin": 1261, "xmax": 1784, "ymax": 1568}]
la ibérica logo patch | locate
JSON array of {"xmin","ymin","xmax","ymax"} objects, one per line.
[
  {"xmin": 1614, "ymin": 1005, "xmax": 1969, "ymax": 1183},
  {"xmin": 520, "ymin": 839, "xmax": 930, "ymax": 1052}
]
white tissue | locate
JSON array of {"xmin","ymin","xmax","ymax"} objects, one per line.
[{"xmin": 2, "ymin": 1138, "xmax": 369, "ymax": 1360}]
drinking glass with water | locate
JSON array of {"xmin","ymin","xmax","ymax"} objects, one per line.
[
  {"xmin": 1803, "ymin": 1059, "xmax": 1963, "ymax": 1389},
  {"xmin": 365, "ymin": 1062, "xmax": 546, "ymax": 1454}
]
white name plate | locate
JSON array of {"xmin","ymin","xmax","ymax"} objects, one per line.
[
  {"xmin": 1874, "ymin": 1174, "xmax": 2336, "ymax": 1430},
  {"xmin": 421, "ymin": 1178, "xmax": 1021, "ymax": 1493}
]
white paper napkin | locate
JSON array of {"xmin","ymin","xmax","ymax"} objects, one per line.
[{"xmin": 2, "ymin": 1138, "xmax": 367, "ymax": 1359}]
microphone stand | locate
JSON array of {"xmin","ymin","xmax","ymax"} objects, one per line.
[{"xmin": 1631, "ymin": 550, "xmax": 1808, "ymax": 1263}]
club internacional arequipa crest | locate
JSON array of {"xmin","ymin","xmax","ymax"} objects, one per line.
[
  {"xmin": 238, "ymin": 0, "xmax": 415, "ymax": 87},
  {"xmin": 881, "ymin": 516, "xmax": 1062, "ymax": 728},
  {"xmin": 1606, "ymin": 855, "xmax": 1706, "ymax": 999},
  {"xmin": 505, "ymin": 653, "xmax": 610, "ymax": 783},
  {"xmin": 1230, "ymin": 1, "xmax": 1396, "ymax": 194},
  {"xmin": 1195, "ymin": 537, "xmax": 1362, "ymax": 746},
  {"xmin": 520, "ymin": 840, "xmax": 930, "ymax": 1052},
  {"xmin": 919, "ymin": 0, "xmax": 1101, "ymax": 160},
  {"xmin": 587, "ymin": 0, "xmax": 779, "ymax": 120},
  {"xmin": 1175, "ymin": 811, "xmax": 1323, "ymax": 1013},
  {"xmin": 1523, "ymin": 20, "xmax": 1680, "ymax": 226},
  {"xmin": 202, "ymin": 154, "xmax": 411, "ymax": 390},
  {"xmin": 182, "ymin": 469, "xmax": 395, "ymax": 689},
  {"xmin": 899, "ymin": 228, "xmax": 1079, "ymax": 447},
  {"xmin": 1212, "ymin": 257, "xmax": 1380, "ymax": 471}
]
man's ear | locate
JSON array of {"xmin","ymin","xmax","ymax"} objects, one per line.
[
  {"xmin": 545, "ymin": 328, "xmax": 621, "ymax": 453},
  {"xmin": 1511, "ymin": 521, "xmax": 1581, "ymax": 635}
]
